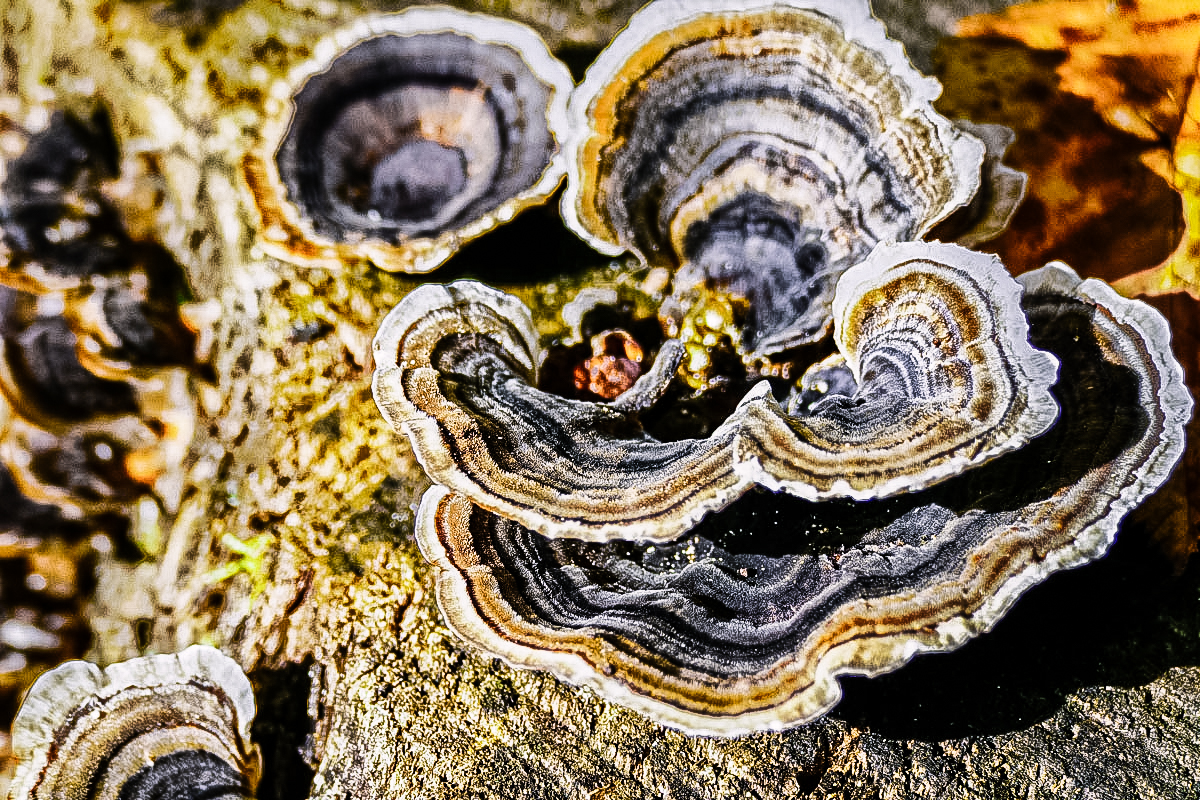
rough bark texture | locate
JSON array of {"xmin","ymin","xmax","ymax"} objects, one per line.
[{"xmin": 5, "ymin": 0, "xmax": 1200, "ymax": 798}]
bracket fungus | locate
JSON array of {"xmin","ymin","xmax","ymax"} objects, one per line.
[
  {"xmin": 561, "ymin": 0, "xmax": 992, "ymax": 356},
  {"xmin": 0, "ymin": 107, "xmax": 200, "ymax": 715},
  {"xmin": 736, "ymin": 241, "xmax": 1060, "ymax": 498},
  {"xmin": 0, "ymin": 288, "xmax": 139, "ymax": 426},
  {"xmin": 928, "ymin": 120, "xmax": 1029, "ymax": 248},
  {"xmin": 0, "ymin": 110, "xmax": 198, "ymax": 525},
  {"xmin": 9, "ymin": 645, "xmax": 260, "ymax": 799},
  {"xmin": 373, "ymin": 242, "xmax": 1060, "ymax": 542},
  {"xmin": 0, "ymin": 110, "xmax": 123, "ymax": 291},
  {"xmin": 411, "ymin": 263, "xmax": 1191, "ymax": 735},
  {"xmin": 245, "ymin": 7, "xmax": 573, "ymax": 273}
]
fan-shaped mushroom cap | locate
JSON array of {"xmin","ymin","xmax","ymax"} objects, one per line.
[
  {"xmin": 372, "ymin": 243, "xmax": 1059, "ymax": 541},
  {"xmin": 736, "ymin": 241, "xmax": 1060, "ymax": 499},
  {"xmin": 0, "ymin": 287, "xmax": 138, "ymax": 427},
  {"xmin": 9, "ymin": 645, "xmax": 260, "ymax": 799},
  {"xmin": 0, "ymin": 283, "xmax": 193, "ymax": 518},
  {"xmin": 0, "ymin": 110, "xmax": 122, "ymax": 291},
  {"xmin": 372, "ymin": 279, "xmax": 745, "ymax": 543},
  {"xmin": 0, "ymin": 109, "xmax": 198, "ymax": 521},
  {"xmin": 246, "ymin": 7, "xmax": 573, "ymax": 274},
  {"xmin": 563, "ymin": 0, "xmax": 986, "ymax": 354},
  {"xmin": 413, "ymin": 262, "xmax": 1191, "ymax": 735}
]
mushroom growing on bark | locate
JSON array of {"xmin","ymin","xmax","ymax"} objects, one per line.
[
  {"xmin": 8, "ymin": 645, "xmax": 260, "ymax": 799},
  {"xmin": 561, "ymin": 0, "xmax": 993, "ymax": 357},
  {"xmin": 409, "ymin": 263, "xmax": 1190, "ymax": 734},
  {"xmin": 367, "ymin": 0, "xmax": 1191, "ymax": 738},
  {"xmin": 373, "ymin": 243, "xmax": 1060, "ymax": 542},
  {"xmin": 245, "ymin": 7, "xmax": 574, "ymax": 274},
  {"xmin": 0, "ymin": 106, "xmax": 200, "ymax": 725}
]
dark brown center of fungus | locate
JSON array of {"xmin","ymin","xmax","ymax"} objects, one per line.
[{"xmin": 278, "ymin": 29, "xmax": 557, "ymax": 243}]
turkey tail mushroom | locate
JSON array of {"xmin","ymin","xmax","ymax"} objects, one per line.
[
  {"xmin": 8, "ymin": 645, "xmax": 260, "ymax": 800},
  {"xmin": 561, "ymin": 0, "xmax": 990, "ymax": 357},
  {"xmin": 245, "ymin": 7, "xmax": 573, "ymax": 274},
  {"xmin": 412, "ymin": 262, "xmax": 1191, "ymax": 735},
  {"xmin": 372, "ymin": 243, "xmax": 1060, "ymax": 541}
]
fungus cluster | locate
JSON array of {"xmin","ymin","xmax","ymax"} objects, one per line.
[
  {"xmin": 0, "ymin": 110, "xmax": 198, "ymax": 520},
  {"xmin": 368, "ymin": 0, "xmax": 1193, "ymax": 734},
  {"xmin": 374, "ymin": 242, "xmax": 1061, "ymax": 542},
  {"xmin": 5, "ymin": 0, "xmax": 1190, "ymax": 771},
  {"xmin": 404, "ymin": 263, "xmax": 1189, "ymax": 733},
  {"xmin": 0, "ymin": 109, "xmax": 199, "ymax": 708},
  {"xmin": 562, "ymin": 0, "xmax": 994, "ymax": 357}
]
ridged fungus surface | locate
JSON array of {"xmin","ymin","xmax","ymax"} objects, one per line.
[
  {"xmin": 9, "ymin": 645, "xmax": 260, "ymax": 799},
  {"xmin": 373, "ymin": 242, "xmax": 1061, "ymax": 541},
  {"xmin": 245, "ymin": 7, "xmax": 573, "ymax": 274},
  {"xmin": 371, "ymin": 0, "xmax": 1192, "ymax": 734},
  {"xmin": 561, "ymin": 0, "xmax": 992, "ymax": 356},
  {"xmin": 410, "ymin": 264, "xmax": 1191, "ymax": 734}
]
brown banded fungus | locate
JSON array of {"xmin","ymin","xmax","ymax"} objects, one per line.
[
  {"xmin": 246, "ymin": 8, "xmax": 574, "ymax": 273},
  {"xmin": 373, "ymin": 279, "xmax": 742, "ymax": 543},
  {"xmin": 1, "ymin": 416, "xmax": 160, "ymax": 512},
  {"xmin": 372, "ymin": 242, "xmax": 1059, "ymax": 541},
  {"xmin": 561, "ymin": 0, "xmax": 990, "ymax": 357},
  {"xmin": 413, "ymin": 263, "xmax": 1191, "ymax": 734},
  {"xmin": 8, "ymin": 645, "xmax": 260, "ymax": 799},
  {"xmin": 0, "ymin": 245, "xmax": 195, "ymax": 522},
  {"xmin": 0, "ymin": 108, "xmax": 200, "ymax": 717},
  {"xmin": 0, "ymin": 107, "xmax": 198, "ymax": 501},
  {"xmin": 0, "ymin": 110, "xmax": 123, "ymax": 291},
  {"xmin": 735, "ymin": 241, "xmax": 1060, "ymax": 499},
  {"xmin": 0, "ymin": 287, "xmax": 139, "ymax": 427},
  {"xmin": 928, "ymin": 120, "xmax": 1029, "ymax": 248}
]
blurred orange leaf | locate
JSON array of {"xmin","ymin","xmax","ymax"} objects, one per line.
[
  {"xmin": 958, "ymin": 0, "xmax": 1200, "ymax": 297},
  {"xmin": 947, "ymin": 1, "xmax": 1200, "ymax": 566}
]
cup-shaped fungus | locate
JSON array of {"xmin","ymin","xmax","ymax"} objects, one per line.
[
  {"xmin": 562, "ymin": 0, "xmax": 993, "ymax": 357},
  {"xmin": 372, "ymin": 243, "xmax": 1060, "ymax": 542},
  {"xmin": 245, "ymin": 8, "xmax": 574, "ymax": 274},
  {"xmin": 8, "ymin": 645, "xmax": 260, "ymax": 799},
  {"xmin": 411, "ymin": 263, "xmax": 1191, "ymax": 735}
]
